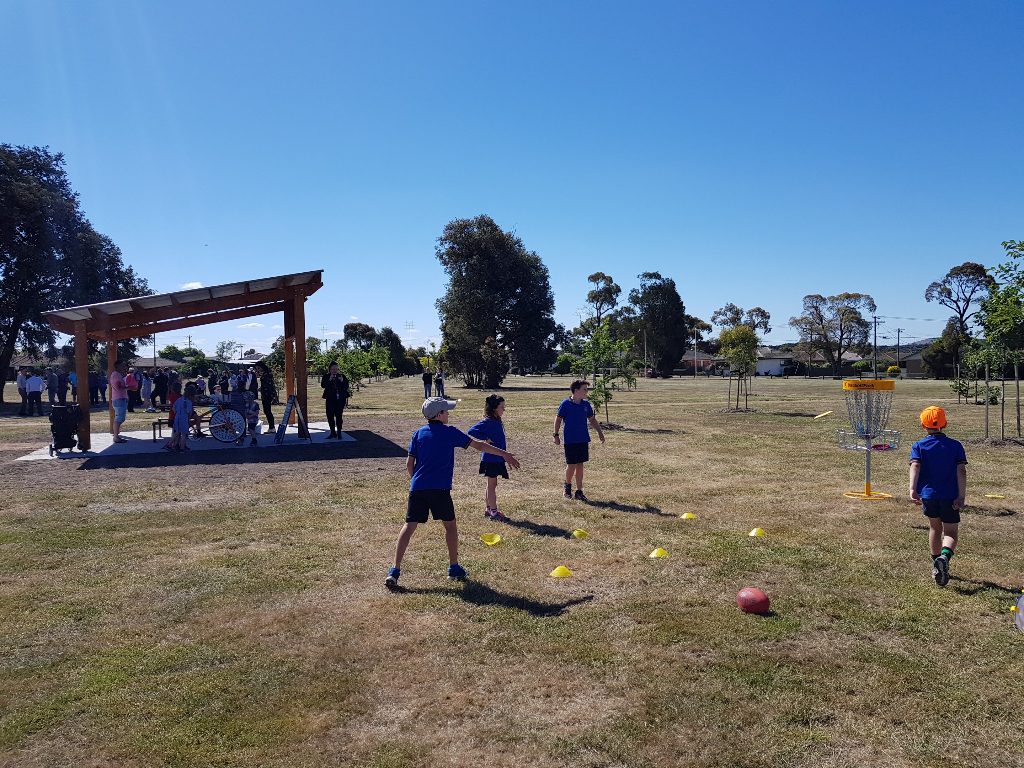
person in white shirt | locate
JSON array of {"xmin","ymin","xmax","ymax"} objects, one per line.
[
  {"xmin": 16, "ymin": 367, "xmax": 28, "ymax": 416},
  {"xmin": 25, "ymin": 369, "xmax": 45, "ymax": 416}
]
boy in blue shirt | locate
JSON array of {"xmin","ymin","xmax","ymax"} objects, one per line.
[
  {"xmin": 386, "ymin": 397, "xmax": 520, "ymax": 589},
  {"xmin": 909, "ymin": 406, "xmax": 968, "ymax": 587},
  {"xmin": 554, "ymin": 380, "xmax": 605, "ymax": 501}
]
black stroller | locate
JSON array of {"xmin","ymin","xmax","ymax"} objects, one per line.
[{"xmin": 48, "ymin": 404, "xmax": 80, "ymax": 456}]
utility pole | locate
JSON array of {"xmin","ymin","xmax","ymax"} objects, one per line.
[
  {"xmin": 320, "ymin": 324, "xmax": 328, "ymax": 353},
  {"xmin": 895, "ymin": 328, "xmax": 905, "ymax": 377},
  {"xmin": 693, "ymin": 328, "xmax": 698, "ymax": 379},
  {"xmin": 871, "ymin": 316, "xmax": 885, "ymax": 379}
]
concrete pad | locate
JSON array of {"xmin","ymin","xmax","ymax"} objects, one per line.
[{"xmin": 16, "ymin": 421, "xmax": 354, "ymax": 462}]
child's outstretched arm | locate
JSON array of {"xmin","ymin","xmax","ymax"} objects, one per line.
[
  {"xmin": 468, "ymin": 437, "xmax": 521, "ymax": 470},
  {"xmin": 588, "ymin": 415, "xmax": 606, "ymax": 443}
]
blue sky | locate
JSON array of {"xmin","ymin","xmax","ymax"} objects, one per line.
[{"xmin": 3, "ymin": 1, "xmax": 1021, "ymax": 355}]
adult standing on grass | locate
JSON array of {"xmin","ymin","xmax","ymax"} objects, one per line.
[
  {"xmin": 256, "ymin": 363, "xmax": 277, "ymax": 431},
  {"xmin": 16, "ymin": 367, "xmax": 28, "ymax": 416},
  {"xmin": 909, "ymin": 406, "xmax": 968, "ymax": 588},
  {"xmin": 68, "ymin": 370, "xmax": 78, "ymax": 404},
  {"xmin": 321, "ymin": 362, "xmax": 350, "ymax": 439},
  {"xmin": 422, "ymin": 369, "xmax": 433, "ymax": 399},
  {"xmin": 434, "ymin": 368, "xmax": 445, "ymax": 397},
  {"xmin": 109, "ymin": 360, "xmax": 130, "ymax": 443},
  {"xmin": 45, "ymin": 368, "xmax": 57, "ymax": 407},
  {"xmin": 139, "ymin": 369, "xmax": 153, "ymax": 411},
  {"xmin": 25, "ymin": 369, "xmax": 44, "ymax": 416},
  {"xmin": 554, "ymin": 379, "xmax": 604, "ymax": 501},
  {"xmin": 152, "ymin": 367, "xmax": 168, "ymax": 408},
  {"xmin": 385, "ymin": 397, "xmax": 520, "ymax": 590}
]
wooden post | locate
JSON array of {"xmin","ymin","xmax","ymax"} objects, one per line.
[
  {"xmin": 74, "ymin": 322, "xmax": 91, "ymax": 450},
  {"xmin": 293, "ymin": 290, "xmax": 309, "ymax": 439},
  {"xmin": 107, "ymin": 340, "xmax": 117, "ymax": 434},
  {"xmin": 284, "ymin": 303, "xmax": 295, "ymax": 425}
]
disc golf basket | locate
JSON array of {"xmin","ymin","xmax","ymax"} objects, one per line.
[{"xmin": 837, "ymin": 379, "xmax": 901, "ymax": 499}]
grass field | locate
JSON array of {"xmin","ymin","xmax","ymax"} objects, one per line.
[{"xmin": 1, "ymin": 375, "xmax": 1022, "ymax": 768}]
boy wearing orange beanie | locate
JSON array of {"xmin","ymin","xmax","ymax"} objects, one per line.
[{"xmin": 909, "ymin": 406, "xmax": 967, "ymax": 587}]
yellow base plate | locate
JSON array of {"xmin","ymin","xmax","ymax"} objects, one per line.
[{"xmin": 844, "ymin": 491, "xmax": 893, "ymax": 500}]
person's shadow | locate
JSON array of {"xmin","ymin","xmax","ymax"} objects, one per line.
[
  {"xmin": 948, "ymin": 576, "xmax": 1020, "ymax": 597},
  {"xmin": 502, "ymin": 518, "xmax": 574, "ymax": 538},
  {"xmin": 395, "ymin": 579, "xmax": 594, "ymax": 617},
  {"xmin": 583, "ymin": 499, "xmax": 672, "ymax": 517}
]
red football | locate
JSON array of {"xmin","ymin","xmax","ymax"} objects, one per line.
[{"xmin": 736, "ymin": 587, "xmax": 771, "ymax": 615}]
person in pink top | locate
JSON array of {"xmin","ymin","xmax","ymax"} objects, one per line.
[{"xmin": 109, "ymin": 360, "xmax": 129, "ymax": 443}]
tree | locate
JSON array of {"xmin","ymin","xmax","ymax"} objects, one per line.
[
  {"xmin": 375, "ymin": 326, "xmax": 407, "ymax": 377},
  {"xmin": 585, "ymin": 272, "xmax": 621, "ymax": 324},
  {"xmin": 925, "ymin": 262, "xmax": 995, "ymax": 341},
  {"xmin": 158, "ymin": 344, "xmax": 188, "ymax": 362},
  {"xmin": 214, "ymin": 340, "xmax": 239, "ymax": 362},
  {"xmin": 712, "ymin": 303, "xmax": 771, "ymax": 334},
  {"xmin": 719, "ymin": 325, "xmax": 759, "ymax": 409},
  {"xmin": 243, "ymin": 348, "xmax": 257, "ymax": 358},
  {"xmin": 0, "ymin": 144, "xmax": 149, "ymax": 401},
  {"xmin": 979, "ymin": 240, "xmax": 1024, "ymax": 436},
  {"xmin": 479, "ymin": 336, "xmax": 510, "ymax": 389},
  {"xmin": 435, "ymin": 215, "xmax": 559, "ymax": 386},
  {"xmin": 789, "ymin": 293, "xmax": 876, "ymax": 376},
  {"xmin": 343, "ymin": 322, "xmax": 378, "ymax": 351},
  {"xmin": 629, "ymin": 272, "xmax": 688, "ymax": 376},
  {"xmin": 571, "ymin": 322, "xmax": 632, "ymax": 422},
  {"xmin": 921, "ymin": 318, "xmax": 969, "ymax": 379}
]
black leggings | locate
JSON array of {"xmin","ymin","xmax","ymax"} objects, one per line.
[
  {"xmin": 326, "ymin": 398, "xmax": 345, "ymax": 435},
  {"xmin": 261, "ymin": 397, "xmax": 275, "ymax": 430}
]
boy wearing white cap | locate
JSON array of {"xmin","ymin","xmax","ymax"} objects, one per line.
[{"xmin": 386, "ymin": 397, "xmax": 520, "ymax": 589}]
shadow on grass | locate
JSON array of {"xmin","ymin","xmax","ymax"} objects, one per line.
[
  {"xmin": 502, "ymin": 518, "xmax": 573, "ymax": 538},
  {"xmin": 948, "ymin": 576, "xmax": 1021, "ymax": 597},
  {"xmin": 583, "ymin": 499, "xmax": 672, "ymax": 517},
  {"xmin": 75, "ymin": 430, "xmax": 406, "ymax": 470},
  {"xmin": 397, "ymin": 579, "xmax": 595, "ymax": 617},
  {"xmin": 763, "ymin": 411, "xmax": 820, "ymax": 418},
  {"xmin": 602, "ymin": 425, "xmax": 678, "ymax": 435},
  {"xmin": 966, "ymin": 507, "xmax": 1016, "ymax": 517}
]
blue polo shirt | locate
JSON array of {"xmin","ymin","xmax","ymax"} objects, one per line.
[
  {"xmin": 468, "ymin": 417, "xmax": 506, "ymax": 463},
  {"xmin": 557, "ymin": 397, "xmax": 594, "ymax": 444},
  {"xmin": 909, "ymin": 433, "xmax": 967, "ymax": 500},
  {"xmin": 408, "ymin": 421, "xmax": 472, "ymax": 491}
]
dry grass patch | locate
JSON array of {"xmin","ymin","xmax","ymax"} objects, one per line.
[{"xmin": 1, "ymin": 375, "xmax": 1023, "ymax": 766}]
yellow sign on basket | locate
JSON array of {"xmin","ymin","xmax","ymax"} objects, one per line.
[{"xmin": 842, "ymin": 379, "xmax": 895, "ymax": 391}]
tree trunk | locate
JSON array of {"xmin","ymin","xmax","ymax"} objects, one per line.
[
  {"xmin": 1016, "ymin": 362, "xmax": 1021, "ymax": 438},
  {"xmin": 984, "ymin": 364, "xmax": 990, "ymax": 438},
  {"xmin": 1000, "ymin": 374, "xmax": 1005, "ymax": 441},
  {"xmin": 727, "ymin": 374, "xmax": 732, "ymax": 410}
]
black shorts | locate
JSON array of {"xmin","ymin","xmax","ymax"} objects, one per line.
[
  {"xmin": 406, "ymin": 489, "xmax": 456, "ymax": 523},
  {"xmin": 564, "ymin": 442, "xmax": 589, "ymax": 465},
  {"xmin": 479, "ymin": 460, "xmax": 509, "ymax": 479},
  {"xmin": 922, "ymin": 498, "xmax": 960, "ymax": 524}
]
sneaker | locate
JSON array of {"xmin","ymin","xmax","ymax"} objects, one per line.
[
  {"xmin": 574, "ymin": 489, "xmax": 589, "ymax": 502},
  {"xmin": 933, "ymin": 555, "xmax": 950, "ymax": 587},
  {"xmin": 484, "ymin": 508, "xmax": 496, "ymax": 519},
  {"xmin": 491, "ymin": 509, "xmax": 509, "ymax": 522},
  {"xmin": 563, "ymin": 483, "xmax": 573, "ymax": 499},
  {"xmin": 385, "ymin": 567, "xmax": 400, "ymax": 589},
  {"xmin": 447, "ymin": 563, "xmax": 467, "ymax": 581}
]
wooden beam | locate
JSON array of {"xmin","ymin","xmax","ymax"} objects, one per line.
[
  {"xmin": 103, "ymin": 301, "xmax": 288, "ymax": 342},
  {"xmin": 294, "ymin": 290, "xmax": 309, "ymax": 439},
  {"xmin": 74, "ymin": 322, "xmax": 91, "ymax": 450},
  {"xmin": 284, "ymin": 302, "xmax": 295, "ymax": 426}
]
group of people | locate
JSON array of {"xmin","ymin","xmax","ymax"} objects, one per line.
[
  {"xmin": 421, "ymin": 369, "xmax": 446, "ymax": 398},
  {"xmin": 385, "ymin": 379, "xmax": 605, "ymax": 589},
  {"xmin": 15, "ymin": 367, "xmax": 86, "ymax": 415},
  {"xmin": 107, "ymin": 361, "xmax": 279, "ymax": 444},
  {"xmin": 385, "ymin": 380, "xmax": 968, "ymax": 594}
]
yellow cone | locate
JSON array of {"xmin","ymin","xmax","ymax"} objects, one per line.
[
  {"xmin": 984, "ymin": 493, "xmax": 1005, "ymax": 499},
  {"xmin": 571, "ymin": 529, "xmax": 589, "ymax": 539},
  {"xmin": 813, "ymin": 410, "xmax": 833, "ymax": 420},
  {"xmin": 549, "ymin": 565, "xmax": 573, "ymax": 578},
  {"xmin": 748, "ymin": 527, "xmax": 766, "ymax": 537},
  {"xmin": 680, "ymin": 512, "xmax": 697, "ymax": 520},
  {"xmin": 480, "ymin": 533, "xmax": 502, "ymax": 546},
  {"xmin": 649, "ymin": 547, "xmax": 669, "ymax": 558},
  {"xmin": 1012, "ymin": 606, "xmax": 1019, "ymax": 613}
]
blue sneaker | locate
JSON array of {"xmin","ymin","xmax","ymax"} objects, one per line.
[
  {"xmin": 385, "ymin": 566, "xmax": 400, "ymax": 589},
  {"xmin": 447, "ymin": 563, "xmax": 467, "ymax": 581}
]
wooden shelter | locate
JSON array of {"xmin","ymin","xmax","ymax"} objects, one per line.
[{"xmin": 43, "ymin": 271, "xmax": 323, "ymax": 449}]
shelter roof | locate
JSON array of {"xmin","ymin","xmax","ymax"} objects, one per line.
[{"xmin": 43, "ymin": 271, "xmax": 322, "ymax": 342}]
